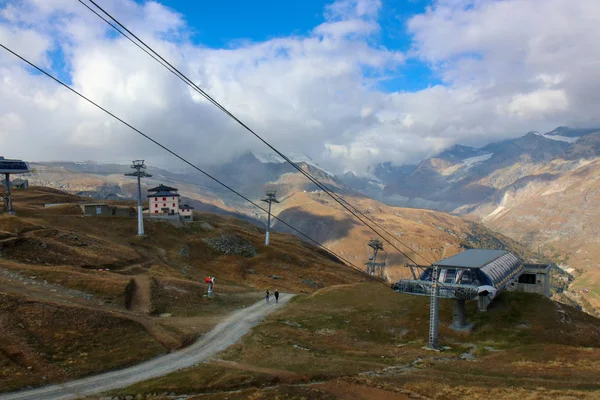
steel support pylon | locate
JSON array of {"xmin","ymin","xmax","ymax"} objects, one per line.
[
  {"xmin": 262, "ymin": 190, "xmax": 279, "ymax": 246},
  {"xmin": 125, "ymin": 160, "xmax": 152, "ymax": 236},
  {"xmin": 427, "ymin": 265, "xmax": 440, "ymax": 350}
]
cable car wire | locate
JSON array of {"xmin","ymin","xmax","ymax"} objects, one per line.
[
  {"xmin": 78, "ymin": 0, "xmax": 434, "ymax": 267},
  {"xmin": 0, "ymin": 43, "xmax": 369, "ymax": 275}
]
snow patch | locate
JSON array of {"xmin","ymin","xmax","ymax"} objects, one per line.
[
  {"xmin": 462, "ymin": 153, "xmax": 493, "ymax": 166},
  {"xmin": 484, "ymin": 192, "xmax": 509, "ymax": 221},
  {"xmin": 254, "ymin": 152, "xmax": 285, "ymax": 164},
  {"xmin": 534, "ymin": 132, "xmax": 578, "ymax": 143},
  {"xmin": 254, "ymin": 152, "xmax": 335, "ymax": 177}
]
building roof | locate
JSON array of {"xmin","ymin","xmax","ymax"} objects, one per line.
[
  {"xmin": 82, "ymin": 203, "xmax": 109, "ymax": 207},
  {"xmin": 148, "ymin": 191, "xmax": 180, "ymax": 197},
  {"xmin": 181, "ymin": 204, "xmax": 194, "ymax": 209},
  {"xmin": 148, "ymin": 184, "xmax": 178, "ymax": 193},
  {"xmin": 434, "ymin": 249, "xmax": 510, "ymax": 269}
]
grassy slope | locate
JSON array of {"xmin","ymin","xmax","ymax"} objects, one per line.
[
  {"xmin": 116, "ymin": 282, "xmax": 600, "ymax": 399},
  {"xmin": 0, "ymin": 188, "xmax": 370, "ymax": 393},
  {"xmin": 0, "ymin": 292, "xmax": 165, "ymax": 393}
]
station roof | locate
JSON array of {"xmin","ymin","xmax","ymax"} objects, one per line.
[
  {"xmin": 148, "ymin": 191, "xmax": 180, "ymax": 197},
  {"xmin": 434, "ymin": 249, "xmax": 510, "ymax": 269},
  {"xmin": 148, "ymin": 184, "xmax": 178, "ymax": 193}
]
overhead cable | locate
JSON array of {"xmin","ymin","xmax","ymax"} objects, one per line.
[
  {"xmin": 0, "ymin": 43, "xmax": 366, "ymax": 274},
  {"xmin": 79, "ymin": 0, "xmax": 433, "ymax": 266}
]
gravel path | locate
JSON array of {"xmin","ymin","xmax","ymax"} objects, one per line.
[{"xmin": 0, "ymin": 294, "xmax": 294, "ymax": 400}]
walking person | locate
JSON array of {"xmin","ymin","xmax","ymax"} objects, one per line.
[
  {"xmin": 274, "ymin": 289, "xmax": 279, "ymax": 304},
  {"xmin": 265, "ymin": 289, "xmax": 270, "ymax": 303}
]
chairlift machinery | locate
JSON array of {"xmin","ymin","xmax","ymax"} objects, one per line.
[{"xmin": 392, "ymin": 249, "xmax": 524, "ymax": 349}]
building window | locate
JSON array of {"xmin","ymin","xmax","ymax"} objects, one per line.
[
  {"xmin": 154, "ymin": 210, "xmax": 158, "ymax": 214},
  {"xmin": 155, "ymin": 204, "xmax": 158, "ymax": 208},
  {"xmin": 154, "ymin": 197, "xmax": 158, "ymax": 201},
  {"xmin": 518, "ymin": 273, "xmax": 537, "ymax": 285},
  {"xmin": 172, "ymin": 203, "xmax": 175, "ymax": 207},
  {"xmin": 163, "ymin": 203, "xmax": 166, "ymax": 207},
  {"xmin": 162, "ymin": 197, "xmax": 166, "ymax": 201}
]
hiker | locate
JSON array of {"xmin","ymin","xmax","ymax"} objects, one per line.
[
  {"xmin": 265, "ymin": 289, "xmax": 270, "ymax": 303},
  {"xmin": 274, "ymin": 289, "xmax": 279, "ymax": 304}
]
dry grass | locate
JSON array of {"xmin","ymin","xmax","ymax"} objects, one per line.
[{"xmin": 0, "ymin": 292, "xmax": 165, "ymax": 393}]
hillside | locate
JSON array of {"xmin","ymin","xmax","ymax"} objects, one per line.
[
  {"xmin": 106, "ymin": 283, "xmax": 600, "ymax": 399},
  {"xmin": 1, "ymin": 188, "xmax": 599, "ymax": 400},
  {"xmin": 0, "ymin": 187, "xmax": 369, "ymax": 393},
  {"xmin": 21, "ymin": 161, "xmax": 533, "ymax": 284}
]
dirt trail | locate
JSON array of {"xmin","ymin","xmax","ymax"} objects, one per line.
[
  {"xmin": 0, "ymin": 294, "xmax": 294, "ymax": 400},
  {"xmin": 128, "ymin": 276, "xmax": 151, "ymax": 314}
]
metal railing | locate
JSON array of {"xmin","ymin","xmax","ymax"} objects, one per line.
[{"xmin": 392, "ymin": 279, "xmax": 479, "ymax": 300}]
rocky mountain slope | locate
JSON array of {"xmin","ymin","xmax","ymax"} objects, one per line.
[{"xmin": 341, "ymin": 126, "xmax": 600, "ymax": 311}]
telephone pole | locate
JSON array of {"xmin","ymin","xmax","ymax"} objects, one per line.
[
  {"xmin": 125, "ymin": 160, "xmax": 152, "ymax": 236},
  {"xmin": 261, "ymin": 190, "xmax": 279, "ymax": 245}
]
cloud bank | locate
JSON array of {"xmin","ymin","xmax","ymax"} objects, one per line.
[{"xmin": 0, "ymin": 0, "xmax": 599, "ymax": 173}]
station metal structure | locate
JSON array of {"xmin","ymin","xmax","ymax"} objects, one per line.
[
  {"xmin": 261, "ymin": 190, "xmax": 279, "ymax": 245},
  {"xmin": 125, "ymin": 160, "xmax": 152, "ymax": 236},
  {"xmin": 392, "ymin": 249, "xmax": 524, "ymax": 350},
  {"xmin": 0, "ymin": 157, "xmax": 31, "ymax": 215}
]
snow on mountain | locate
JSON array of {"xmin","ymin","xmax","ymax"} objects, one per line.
[
  {"xmin": 534, "ymin": 131, "xmax": 579, "ymax": 144},
  {"xmin": 253, "ymin": 152, "xmax": 285, "ymax": 164},
  {"xmin": 462, "ymin": 153, "xmax": 494, "ymax": 166},
  {"xmin": 254, "ymin": 151, "xmax": 335, "ymax": 177}
]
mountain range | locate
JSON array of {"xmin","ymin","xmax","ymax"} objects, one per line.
[{"xmin": 16, "ymin": 125, "xmax": 600, "ymax": 312}]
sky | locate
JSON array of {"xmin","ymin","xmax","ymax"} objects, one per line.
[{"xmin": 0, "ymin": 0, "xmax": 599, "ymax": 174}]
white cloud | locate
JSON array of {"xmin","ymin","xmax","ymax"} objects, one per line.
[
  {"xmin": 506, "ymin": 89, "xmax": 568, "ymax": 119},
  {"xmin": 0, "ymin": 0, "xmax": 599, "ymax": 174}
]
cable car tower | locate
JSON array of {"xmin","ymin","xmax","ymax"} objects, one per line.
[
  {"xmin": 262, "ymin": 190, "xmax": 279, "ymax": 245},
  {"xmin": 366, "ymin": 239, "xmax": 386, "ymax": 278},
  {"xmin": 0, "ymin": 157, "xmax": 31, "ymax": 215},
  {"xmin": 125, "ymin": 160, "xmax": 152, "ymax": 236}
]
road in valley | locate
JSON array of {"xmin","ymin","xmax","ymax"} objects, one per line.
[{"xmin": 0, "ymin": 294, "xmax": 293, "ymax": 400}]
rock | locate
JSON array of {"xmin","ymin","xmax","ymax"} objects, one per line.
[
  {"xmin": 18, "ymin": 323, "xmax": 25, "ymax": 329},
  {"xmin": 125, "ymin": 396, "xmax": 133, "ymax": 400},
  {"xmin": 302, "ymin": 278, "xmax": 319, "ymax": 288},
  {"xmin": 179, "ymin": 247, "xmax": 189, "ymax": 258},
  {"xmin": 282, "ymin": 320, "xmax": 302, "ymax": 328},
  {"xmin": 246, "ymin": 268, "xmax": 256, "ymax": 275},
  {"xmin": 198, "ymin": 221, "xmax": 215, "ymax": 232},
  {"xmin": 159, "ymin": 313, "xmax": 172, "ymax": 318},
  {"xmin": 135, "ymin": 394, "xmax": 143, "ymax": 400},
  {"xmin": 292, "ymin": 344, "xmax": 310, "ymax": 351},
  {"xmin": 202, "ymin": 234, "xmax": 257, "ymax": 257},
  {"xmin": 270, "ymin": 275, "xmax": 282, "ymax": 280},
  {"xmin": 460, "ymin": 352, "xmax": 476, "ymax": 361}
]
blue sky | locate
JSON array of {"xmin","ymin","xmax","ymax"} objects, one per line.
[{"xmin": 150, "ymin": 0, "xmax": 439, "ymax": 91}]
